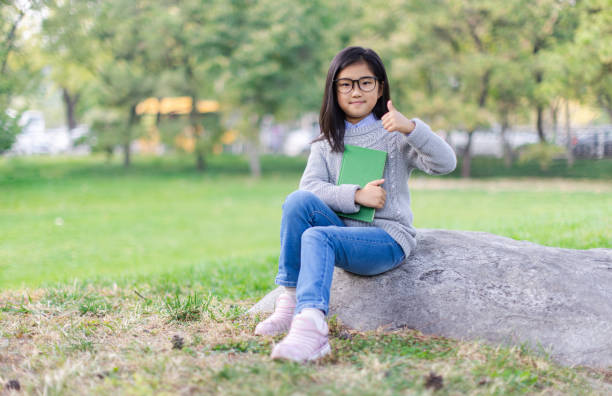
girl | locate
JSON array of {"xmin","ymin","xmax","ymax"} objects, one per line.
[{"xmin": 255, "ymin": 46, "xmax": 456, "ymax": 362}]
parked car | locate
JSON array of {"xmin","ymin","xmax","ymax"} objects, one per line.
[{"xmin": 572, "ymin": 132, "xmax": 612, "ymax": 158}]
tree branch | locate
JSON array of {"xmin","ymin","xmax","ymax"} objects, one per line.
[
  {"xmin": 478, "ymin": 69, "xmax": 491, "ymax": 108},
  {"xmin": 1, "ymin": 9, "xmax": 25, "ymax": 75}
]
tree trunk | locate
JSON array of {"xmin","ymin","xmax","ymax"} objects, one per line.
[
  {"xmin": 1, "ymin": 10, "xmax": 24, "ymax": 75},
  {"xmin": 550, "ymin": 102, "xmax": 559, "ymax": 144},
  {"xmin": 62, "ymin": 88, "xmax": 79, "ymax": 130},
  {"xmin": 247, "ymin": 141, "xmax": 261, "ymax": 179},
  {"xmin": 565, "ymin": 98, "xmax": 574, "ymax": 168},
  {"xmin": 500, "ymin": 117, "xmax": 513, "ymax": 168},
  {"xmin": 196, "ymin": 150, "xmax": 206, "ymax": 171},
  {"xmin": 461, "ymin": 131, "xmax": 474, "ymax": 178},
  {"xmin": 193, "ymin": 123, "xmax": 206, "ymax": 172},
  {"xmin": 123, "ymin": 141, "xmax": 131, "ymax": 167},
  {"xmin": 536, "ymin": 105, "xmax": 546, "ymax": 143},
  {"xmin": 597, "ymin": 93, "xmax": 612, "ymax": 122},
  {"xmin": 105, "ymin": 146, "xmax": 113, "ymax": 163},
  {"xmin": 189, "ymin": 94, "xmax": 206, "ymax": 172},
  {"xmin": 123, "ymin": 104, "xmax": 137, "ymax": 168}
]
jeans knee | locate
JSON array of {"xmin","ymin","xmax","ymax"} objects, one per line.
[
  {"xmin": 283, "ymin": 190, "xmax": 318, "ymax": 214},
  {"xmin": 301, "ymin": 226, "xmax": 331, "ymax": 248}
]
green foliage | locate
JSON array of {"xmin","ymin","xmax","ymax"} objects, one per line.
[
  {"xmin": 219, "ymin": 0, "xmax": 343, "ymax": 125},
  {"xmin": 1, "ymin": 2, "xmax": 43, "ymax": 128},
  {"xmin": 518, "ymin": 143, "xmax": 566, "ymax": 171},
  {"xmin": 0, "ymin": 111, "xmax": 19, "ymax": 153},
  {"xmin": 12, "ymin": 0, "xmax": 609, "ymax": 173},
  {"xmin": 571, "ymin": 0, "xmax": 612, "ymax": 118}
]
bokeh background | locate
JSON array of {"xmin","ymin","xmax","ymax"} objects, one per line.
[
  {"xmin": 2, "ymin": 0, "xmax": 612, "ymax": 172},
  {"xmin": 1, "ymin": 0, "xmax": 611, "ymax": 288}
]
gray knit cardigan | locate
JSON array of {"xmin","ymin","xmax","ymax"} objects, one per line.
[{"xmin": 298, "ymin": 118, "xmax": 457, "ymax": 256}]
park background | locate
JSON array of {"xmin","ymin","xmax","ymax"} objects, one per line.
[{"xmin": 1, "ymin": 0, "xmax": 612, "ymax": 394}]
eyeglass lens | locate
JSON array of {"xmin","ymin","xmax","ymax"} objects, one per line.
[{"xmin": 336, "ymin": 77, "xmax": 377, "ymax": 93}]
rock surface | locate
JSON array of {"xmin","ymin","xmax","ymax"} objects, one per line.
[{"xmin": 249, "ymin": 229, "xmax": 612, "ymax": 368}]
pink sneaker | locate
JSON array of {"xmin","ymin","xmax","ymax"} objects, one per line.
[
  {"xmin": 254, "ymin": 293, "xmax": 296, "ymax": 336},
  {"xmin": 270, "ymin": 312, "xmax": 331, "ymax": 362}
]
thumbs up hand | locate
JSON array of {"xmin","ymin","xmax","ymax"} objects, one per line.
[{"xmin": 381, "ymin": 100, "xmax": 416, "ymax": 135}]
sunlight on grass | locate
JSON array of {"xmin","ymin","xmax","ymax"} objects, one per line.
[{"xmin": 1, "ymin": 155, "xmax": 611, "ymax": 289}]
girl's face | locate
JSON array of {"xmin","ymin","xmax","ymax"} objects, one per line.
[{"xmin": 335, "ymin": 61, "xmax": 382, "ymax": 125}]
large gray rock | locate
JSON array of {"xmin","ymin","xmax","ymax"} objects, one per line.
[{"xmin": 249, "ymin": 229, "xmax": 612, "ymax": 368}]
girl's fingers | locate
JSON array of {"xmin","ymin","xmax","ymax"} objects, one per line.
[
  {"xmin": 368, "ymin": 178, "xmax": 385, "ymax": 186},
  {"xmin": 383, "ymin": 123, "xmax": 395, "ymax": 132}
]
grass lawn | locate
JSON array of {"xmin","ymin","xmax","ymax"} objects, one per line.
[{"xmin": 1, "ymin": 154, "xmax": 611, "ymax": 395}]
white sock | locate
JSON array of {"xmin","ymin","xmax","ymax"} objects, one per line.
[
  {"xmin": 301, "ymin": 308, "xmax": 326, "ymax": 332},
  {"xmin": 283, "ymin": 286, "xmax": 296, "ymax": 297}
]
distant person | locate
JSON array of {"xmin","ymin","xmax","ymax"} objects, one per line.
[{"xmin": 254, "ymin": 46, "xmax": 457, "ymax": 362}]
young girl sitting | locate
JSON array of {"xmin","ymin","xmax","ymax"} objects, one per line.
[{"xmin": 255, "ymin": 46, "xmax": 457, "ymax": 362}]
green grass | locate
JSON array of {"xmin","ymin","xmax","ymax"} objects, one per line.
[
  {"xmin": 0, "ymin": 154, "xmax": 611, "ymax": 395},
  {"xmin": 0, "ymin": 155, "xmax": 300, "ymax": 288},
  {"xmin": 444, "ymin": 156, "xmax": 612, "ymax": 179},
  {"xmin": 1, "ymin": 283, "xmax": 609, "ymax": 395},
  {"xmin": 412, "ymin": 189, "xmax": 612, "ymax": 248},
  {"xmin": 1, "ymin": 154, "xmax": 611, "ymax": 289}
]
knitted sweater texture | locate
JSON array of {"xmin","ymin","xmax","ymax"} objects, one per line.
[{"xmin": 299, "ymin": 118, "xmax": 457, "ymax": 256}]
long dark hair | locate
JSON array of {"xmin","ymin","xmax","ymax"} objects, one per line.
[{"xmin": 316, "ymin": 46, "xmax": 391, "ymax": 152}]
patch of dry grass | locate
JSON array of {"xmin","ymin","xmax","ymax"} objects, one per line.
[{"xmin": 1, "ymin": 285, "xmax": 610, "ymax": 395}]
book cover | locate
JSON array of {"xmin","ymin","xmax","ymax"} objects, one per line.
[{"xmin": 336, "ymin": 144, "xmax": 387, "ymax": 223}]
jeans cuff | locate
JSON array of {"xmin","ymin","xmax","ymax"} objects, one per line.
[
  {"xmin": 275, "ymin": 277, "xmax": 297, "ymax": 287},
  {"xmin": 295, "ymin": 301, "xmax": 328, "ymax": 316}
]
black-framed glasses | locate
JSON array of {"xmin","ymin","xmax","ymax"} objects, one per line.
[{"xmin": 334, "ymin": 76, "xmax": 379, "ymax": 94}]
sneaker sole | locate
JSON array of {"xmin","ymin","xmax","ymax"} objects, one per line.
[
  {"xmin": 270, "ymin": 342, "xmax": 331, "ymax": 362},
  {"xmin": 306, "ymin": 342, "xmax": 331, "ymax": 362},
  {"xmin": 254, "ymin": 322, "xmax": 291, "ymax": 336}
]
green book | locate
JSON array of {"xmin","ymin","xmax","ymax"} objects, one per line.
[{"xmin": 336, "ymin": 144, "xmax": 388, "ymax": 223}]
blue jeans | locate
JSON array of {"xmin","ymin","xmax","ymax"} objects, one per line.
[{"xmin": 275, "ymin": 190, "xmax": 406, "ymax": 315}]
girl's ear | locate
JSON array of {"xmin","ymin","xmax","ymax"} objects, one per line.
[{"xmin": 377, "ymin": 81, "xmax": 383, "ymax": 98}]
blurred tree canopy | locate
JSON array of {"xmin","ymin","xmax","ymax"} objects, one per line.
[
  {"xmin": 2, "ymin": 0, "xmax": 611, "ymax": 175},
  {"xmin": 1, "ymin": 0, "xmax": 43, "ymax": 152}
]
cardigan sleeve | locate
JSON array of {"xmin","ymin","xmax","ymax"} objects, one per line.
[
  {"xmin": 299, "ymin": 141, "xmax": 361, "ymax": 214},
  {"xmin": 397, "ymin": 118, "xmax": 457, "ymax": 175}
]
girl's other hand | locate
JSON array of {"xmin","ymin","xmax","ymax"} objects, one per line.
[
  {"xmin": 355, "ymin": 179, "xmax": 386, "ymax": 209},
  {"xmin": 381, "ymin": 100, "xmax": 416, "ymax": 135}
]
